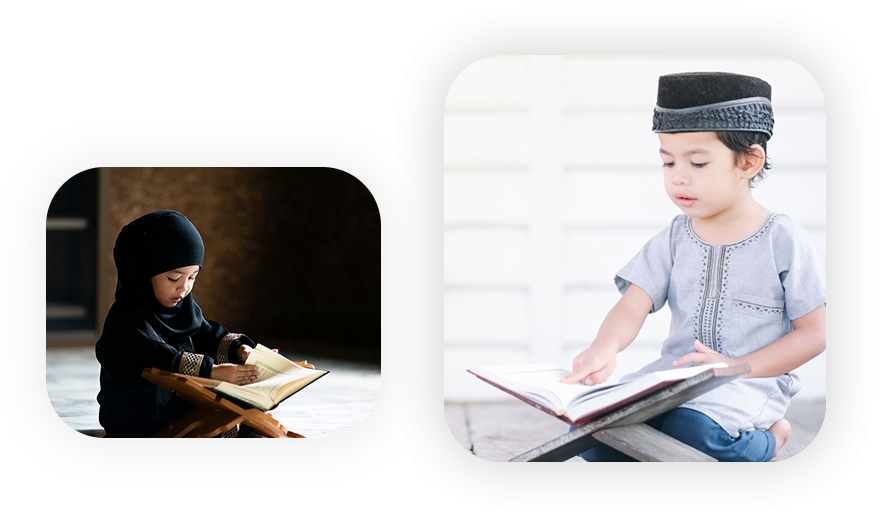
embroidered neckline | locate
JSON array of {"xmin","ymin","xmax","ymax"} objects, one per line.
[
  {"xmin": 684, "ymin": 213, "xmax": 778, "ymax": 248},
  {"xmin": 684, "ymin": 212, "xmax": 779, "ymax": 354}
]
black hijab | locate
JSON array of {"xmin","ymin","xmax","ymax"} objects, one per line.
[{"xmin": 112, "ymin": 210, "xmax": 206, "ymax": 341}]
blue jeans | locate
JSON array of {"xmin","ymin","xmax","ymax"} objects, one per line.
[{"xmin": 575, "ymin": 407, "xmax": 777, "ymax": 462}]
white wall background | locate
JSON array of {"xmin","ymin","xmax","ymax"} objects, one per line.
[{"xmin": 443, "ymin": 55, "xmax": 826, "ymax": 402}]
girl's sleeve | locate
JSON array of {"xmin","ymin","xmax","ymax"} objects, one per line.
[
  {"xmin": 190, "ymin": 319, "xmax": 238, "ymax": 366},
  {"xmin": 210, "ymin": 333, "xmax": 255, "ymax": 365}
]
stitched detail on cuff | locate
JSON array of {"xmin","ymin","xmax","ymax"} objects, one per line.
[
  {"xmin": 217, "ymin": 333, "xmax": 244, "ymax": 364},
  {"xmin": 179, "ymin": 352, "xmax": 204, "ymax": 376}
]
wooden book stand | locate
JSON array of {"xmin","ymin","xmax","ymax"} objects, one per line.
[
  {"xmin": 142, "ymin": 368, "xmax": 305, "ymax": 438},
  {"xmin": 509, "ymin": 364, "xmax": 750, "ymax": 462}
]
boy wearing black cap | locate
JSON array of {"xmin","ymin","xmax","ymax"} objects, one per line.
[{"xmin": 561, "ymin": 72, "xmax": 826, "ymax": 461}]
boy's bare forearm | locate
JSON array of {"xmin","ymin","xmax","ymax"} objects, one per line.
[
  {"xmin": 739, "ymin": 304, "xmax": 826, "ymax": 379},
  {"xmin": 561, "ymin": 284, "xmax": 653, "ymax": 384},
  {"xmin": 595, "ymin": 283, "xmax": 653, "ymax": 352}
]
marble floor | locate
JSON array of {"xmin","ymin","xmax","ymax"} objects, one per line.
[{"xmin": 46, "ymin": 346, "xmax": 381, "ymax": 438}]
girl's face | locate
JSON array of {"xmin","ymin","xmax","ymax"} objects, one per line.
[{"xmin": 150, "ymin": 265, "xmax": 200, "ymax": 308}]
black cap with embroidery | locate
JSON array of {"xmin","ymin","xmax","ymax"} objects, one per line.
[{"xmin": 652, "ymin": 72, "xmax": 774, "ymax": 139}]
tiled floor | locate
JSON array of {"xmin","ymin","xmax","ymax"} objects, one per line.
[{"xmin": 46, "ymin": 346, "xmax": 381, "ymax": 438}]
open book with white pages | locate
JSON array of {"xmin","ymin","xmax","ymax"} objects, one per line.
[
  {"xmin": 209, "ymin": 344, "xmax": 329, "ymax": 410},
  {"xmin": 468, "ymin": 362, "xmax": 729, "ymax": 425}
]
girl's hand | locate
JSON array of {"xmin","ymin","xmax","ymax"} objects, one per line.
[
  {"xmin": 211, "ymin": 364, "xmax": 259, "ymax": 385},
  {"xmin": 236, "ymin": 343, "xmax": 279, "ymax": 363},
  {"xmin": 235, "ymin": 344, "xmax": 253, "ymax": 363},
  {"xmin": 672, "ymin": 340, "xmax": 738, "ymax": 368}
]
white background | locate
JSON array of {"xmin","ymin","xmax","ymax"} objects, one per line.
[{"xmin": 443, "ymin": 55, "xmax": 827, "ymax": 402}]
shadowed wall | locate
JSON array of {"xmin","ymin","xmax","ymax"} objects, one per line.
[{"xmin": 99, "ymin": 167, "xmax": 380, "ymax": 364}]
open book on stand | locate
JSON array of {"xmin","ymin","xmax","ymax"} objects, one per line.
[
  {"xmin": 468, "ymin": 362, "xmax": 731, "ymax": 426},
  {"xmin": 209, "ymin": 344, "xmax": 328, "ymax": 410}
]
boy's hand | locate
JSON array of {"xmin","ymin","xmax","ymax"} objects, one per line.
[
  {"xmin": 560, "ymin": 341, "xmax": 618, "ymax": 385},
  {"xmin": 211, "ymin": 364, "xmax": 258, "ymax": 385},
  {"xmin": 672, "ymin": 340, "xmax": 737, "ymax": 368}
]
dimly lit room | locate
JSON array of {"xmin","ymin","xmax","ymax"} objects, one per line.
[{"xmin": 46, "ymin": 167, "xmax": 381, "ymax": 437}]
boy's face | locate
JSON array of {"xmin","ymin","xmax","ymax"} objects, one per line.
[
  {"xmin": 150, "ymin": 265, "xmax": 200, "ymax": 308},
  {"xmin": 658, "ymin": 132, "xmax": 759, "ymax": 222}
]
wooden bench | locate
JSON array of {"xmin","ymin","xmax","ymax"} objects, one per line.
[{"xmin": 509, "ymin": 364, "xmax": 749, "ymax": 462}]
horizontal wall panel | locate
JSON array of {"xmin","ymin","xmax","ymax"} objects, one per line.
[
  {"xmin": 443, "ymin": 169, "xmax": 529, "ymax": 224},
  {"xmin": 563, "ymin": 169, "xmax": 676, "ymax": 226},
  {"xmin": 564, "ymin": 110, "xmax": 660, "ymax": 168},
  {"xmin": 443, "ymin": 112, "xmax": 532, "ymax": 167},
  {"xmin": 445, "ymin": 55, "xmax": 531, "ymax": 110},
  {"xmin": 751, "ymin": 170, "xmax": 826, "ymax": 226},
  {"xmin": 443, "ymin": 288, "xmax": 531, "ymax": 344},
  {"xmin": 444, "ymin": 227, "xmax": 530, "ymax": 285},
  {"xmin": 563, "ymin": 288, "xmax": 672, "ymax": 346},
  {"xmin": 563, "ymin": 227, "xmax": 665, "ymax": 285}
]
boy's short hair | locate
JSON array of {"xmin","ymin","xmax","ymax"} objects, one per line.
[{"xmin": 715, "ymin": 131, "xmax": 771, "ymax": 187}]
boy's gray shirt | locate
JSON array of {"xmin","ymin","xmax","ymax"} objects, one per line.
[{"xmin": 615, "ymin": 213, "xmax": 826, "ymax": 437}]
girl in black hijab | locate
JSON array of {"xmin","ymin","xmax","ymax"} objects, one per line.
[{"xmin": 96, "ymin": 210, "xmax": 258, "ymax": 437}]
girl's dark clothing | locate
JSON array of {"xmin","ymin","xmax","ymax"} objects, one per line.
[
  {"xmin": 96, "ymin": 308, "xmax": 235, "ymax": 437},
  {"xmin": 95, "ymin": 210, "xmax": 242, "ymax": 437}
]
